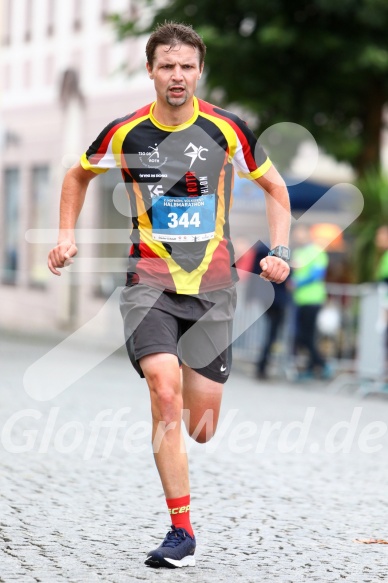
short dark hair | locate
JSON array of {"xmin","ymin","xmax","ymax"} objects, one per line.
[{"xmin": 146, "ymin": 21, "xmax": 206, "ymax": 69}]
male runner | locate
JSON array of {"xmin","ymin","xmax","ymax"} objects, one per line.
[{"xmin": 48, "ymin": 22, "xmax": 290, "ymax": 569}]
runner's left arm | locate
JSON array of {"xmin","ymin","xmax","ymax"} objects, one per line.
[{"xmin": 255, "ymin": 165, "xmax": 291, "ymax": 284}]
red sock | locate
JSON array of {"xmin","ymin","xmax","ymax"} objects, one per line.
[{"xmin": 166, "ymin": 494, "xmax": 194, "ymax": 538}]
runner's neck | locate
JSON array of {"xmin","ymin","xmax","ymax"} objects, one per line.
[{"xmin": 152, "ymin": 98, "xmax": 195, "ymax": 128}]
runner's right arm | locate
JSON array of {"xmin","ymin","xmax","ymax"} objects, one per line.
[{"xmin": 48, "ymin": 163, "xmax": 97, "ymax": 276}]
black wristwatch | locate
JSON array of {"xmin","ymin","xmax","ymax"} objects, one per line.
[{"xmin": 268, "ymin": 245, "xmax": 291, "ymax": 263}]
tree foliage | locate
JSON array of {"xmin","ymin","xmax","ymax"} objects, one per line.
[{"xmin": 113, "ymin": 0, "xmax": 388, "ymax": 176}]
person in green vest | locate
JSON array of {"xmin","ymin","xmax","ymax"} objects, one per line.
[
  {"xmin": 291, "ymin": 224, "xmax": 331, "ymax": 379},
  {"xmin": 375, "ymin": 226, "xmax": 388, "ymax": 368},
  {"xmin": 375, "ymin": 225, "xmax": 388, "ymax": 283}
]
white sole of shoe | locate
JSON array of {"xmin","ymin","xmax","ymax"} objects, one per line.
[{"xmin": 164, "ymin": 556, "xmax": 196, "ymax": 568}]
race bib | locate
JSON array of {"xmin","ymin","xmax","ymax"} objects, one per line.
[{"xmin": 152, "ymin": 194, "xmax": 216, "ymax": 243}]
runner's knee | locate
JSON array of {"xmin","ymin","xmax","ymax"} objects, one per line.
[{"xmin": 149, "ymin": 381, "xmax": 182, "ymax": 424}]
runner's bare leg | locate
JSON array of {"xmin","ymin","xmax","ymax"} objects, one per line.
[
  {"xmin": 140, "ymin": 353, "xmax": 190, "ymax": 499},
  {"xmin": 181, "ymin": 365, "xmax": 223, "ymax": 443}
]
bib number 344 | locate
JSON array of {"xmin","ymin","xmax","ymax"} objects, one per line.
[{"xmin": 167, "ymin": 212, "xmax": 200, "ymax": 229}]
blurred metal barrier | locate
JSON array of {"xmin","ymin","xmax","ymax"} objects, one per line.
[{"xmin": 233, "ymin": 281, "xmax": 388, "ymax": 393}]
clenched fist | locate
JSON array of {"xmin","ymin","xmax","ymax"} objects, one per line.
[{"xmin": 48, "ymin": 240, "xmax": 78, "ymax": 276}]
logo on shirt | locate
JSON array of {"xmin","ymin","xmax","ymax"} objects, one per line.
[
  {"xmin": 185, "ymin": 171, "xmax": 209, "ymax": 196},
  {"xmin": 148, "ymin": 184, "xmax": 164, "ymax": 197},
  {"xmin": 139, "ymin": 143, "xmax": 168, "ymax": 168},
  {"xmin": 184, "ymin": 143, "xmax": 208, "ymax": 168}
]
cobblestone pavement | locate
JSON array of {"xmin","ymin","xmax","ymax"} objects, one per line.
[{"xmin": 1, "ymin": 332, "xmax": 388, "ymax": 582}]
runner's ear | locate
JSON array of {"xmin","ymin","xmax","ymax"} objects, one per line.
[{"xmin": 146, "ymin": 62, "xmax": 154, "ymax": 79}]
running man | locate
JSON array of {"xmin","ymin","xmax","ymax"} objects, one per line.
[{"xmin": 48, "ymin": 22, "xmax": 291, "ymax": 569}]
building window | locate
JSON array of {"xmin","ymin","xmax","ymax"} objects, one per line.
[
  {"xmin": 2, "ymin": 168, "xmax": 20, "ymax": 285},
  {"xmin": 101, "ymin": 0, "xmax": 110, "ymax": 21},
  {"xmin": 29, "ymin": 166, "xmax": 50, "ymax": 287},
  {"xmin": 3, "ymin": 0, "xmax": 11, "ymax": 45},
  {"xmin": 25, "ymin": 0, "xmax": 33, "ymax": 42},
  {"xmin": 129, "ymin": 0, "xmax": 139, "ymax": 21},
  {"xmin": 73, "ymin": 0, "xmax": 82, "ymax": 31},
  {"xmin": 96, "ymin": 169, "xmax": 131, "ymax": 297},
  {"xmin": 47, "ymin": 0, "xmax": 55, "ymax": 36}
]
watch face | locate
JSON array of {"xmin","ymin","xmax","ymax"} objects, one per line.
[
  {"xmin": 280, "ymin": 247, "xmax": 290, "ymax": 260},
  {"xmin": 271, "ymin": 246, "xmax": 290, "ymax": 261}
]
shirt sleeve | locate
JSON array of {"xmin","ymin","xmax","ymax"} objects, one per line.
[
  {"xmin": 80, "ymin": 114, "xmax": 133, "ymax": 174},
  {"xmin": 228, "ymin": 114, "xmax": 272, "ymax": 180}
]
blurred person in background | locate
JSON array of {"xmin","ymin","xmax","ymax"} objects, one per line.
[
  {"xmin": 291, "ymin": 224, "xmax": 331, "ymax": 380},
  {"xmin": 375, "ymin": 225, "xmax": 388, "ymax": 354},
  {"xmin": 245, "ymin": 241, "xmax": 289, "ymax": 379}
]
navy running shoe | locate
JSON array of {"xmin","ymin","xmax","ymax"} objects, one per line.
[{"xmin": 144, "ymin": 525, "xmax": 196, "ymax": 568}]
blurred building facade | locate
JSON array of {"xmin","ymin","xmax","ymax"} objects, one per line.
[{"xmin": 0, "ymin": 0, "xmax": 155, "ymax": 333}]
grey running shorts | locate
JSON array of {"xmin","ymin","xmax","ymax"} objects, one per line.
[{"xmin": 119, "ymin": 283, "xmax": 237, "ymax": 384}]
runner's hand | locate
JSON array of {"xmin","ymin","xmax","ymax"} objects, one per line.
[
  {"xmin": 48, "ymin": 240, "xmax": 78, "ymax": 276},
  {"xmin": 259, "ymin": 256, "xmax": 290, "ymax": 284}
]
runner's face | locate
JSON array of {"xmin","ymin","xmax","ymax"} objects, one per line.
[{"xmin": 147, "ymin": 44, "xmax": 203, "ymax": 108}]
